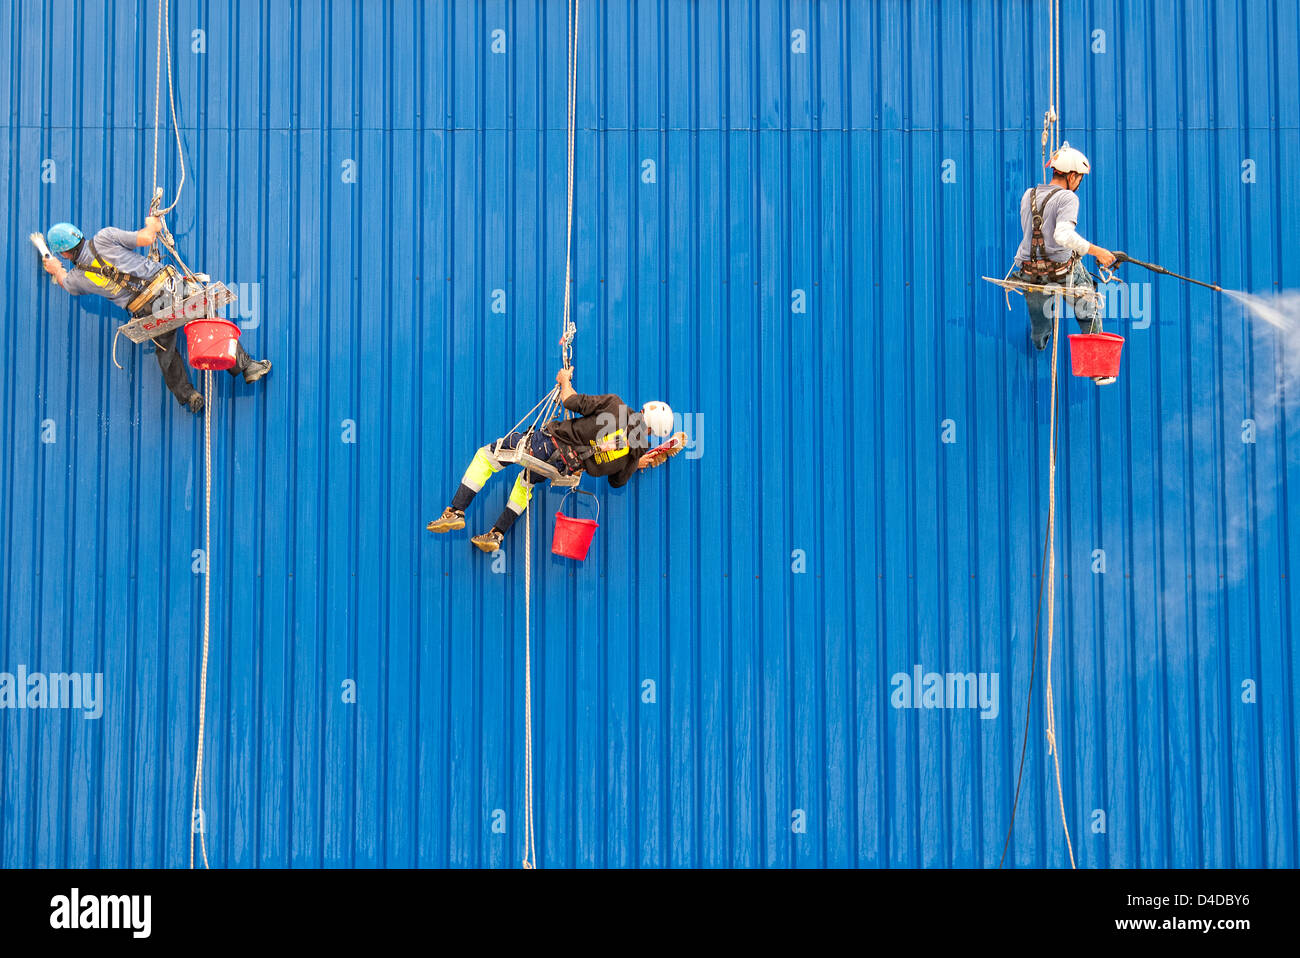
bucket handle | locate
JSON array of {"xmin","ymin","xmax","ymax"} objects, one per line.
[{"xmin": 558, "ymin": 487, "xmax": 599, "ymax": 524}]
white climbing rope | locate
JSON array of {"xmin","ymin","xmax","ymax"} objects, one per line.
[
  {"xmin": 496, "ymin": 0, "xmax": 581, "ymax": 464},
  {"xmin": 1001, "ymin": 0, "xmax": 1075, "ymax": 871},
  {"xmin": 152, "ymin": 0, "xmax": 186, "ymax": 216},
  {"xmin": 190, "ymin": 369, "xmax": 213, "ymax": 869},
  {"xmin": 1040, "ymin": 0, "xmax": 1074, "ymax": 870},
  {"xmin": 559, "ymin": 0, "xmax": 579, "ymax": 371},
  {"xmin": 151, "ymin": 0, "xmax": 209, "ymax": 868},
  {"xmin": 521, "ymin": 510, "xmax": 537, "ymax": 869},
  {"xmin": 112, "ymin": 0, "xmax": 187, "ymax": 376},
  {"xmin": 1042, "ymin": 299, "xmax": 1075, "ymax": 869},
  {"xmin": 519, "ymin": 0, "xmax": 580, "ymax": 871},
  {"xmin": 1040, "ymin": 0, "xmax": 1060, "ymax": 181}
]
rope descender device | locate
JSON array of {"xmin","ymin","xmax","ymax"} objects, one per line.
[{"xmin": 559, "ymin": 318, "xmax": 577, "ymax": 369}]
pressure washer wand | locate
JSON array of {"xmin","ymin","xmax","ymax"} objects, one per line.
[{"xmin": 1111, "ymin": 251, "xmax": 1222, "ymax": 292}]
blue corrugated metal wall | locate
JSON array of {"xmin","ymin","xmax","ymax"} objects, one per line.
[{"xmin": 1, "ymin": 0, "xmax": 1297, "ymax": 868}]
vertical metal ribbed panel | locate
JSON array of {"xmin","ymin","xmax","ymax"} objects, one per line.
[{"xmin": 1, "ymin": 0, "xmax": 1296, "ymax": 868}]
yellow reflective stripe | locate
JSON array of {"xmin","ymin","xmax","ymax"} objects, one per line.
[
  {"xmin": 461, "ymin": 448, "xmax": 500, "ymax": 492},
  {"xmin": 590, "ymin": 428, "xmax": 630, "ymax": 465},
  {"xmin": 507, "ymin": 474, "xmax": 533, "ymax": 514},
  {"xmin": 83, "ymin": 259, "xmax": 116, "ymax": 290}
]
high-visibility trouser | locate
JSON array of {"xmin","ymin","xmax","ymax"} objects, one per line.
[
  {"xmin": 452, "ymin": 433, "xmax": 539, "ymax": 529},
  {"xmin": 460, "ymin": 446, "xmax": 503, "ymax": 493},
  {"xmin": 505, "ymin": 473, "xmax": 533, "ymax": 516}
]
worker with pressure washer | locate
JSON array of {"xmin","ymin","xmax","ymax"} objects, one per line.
[
  {"xmin": 1008, "ymin": 142, "xmax": 1119, "ymax": 382},
  {"xmin": 427, "ymin": 367, "xmax": 679, "ymax": 553},
  {"xmin": 40, "ymin": 219, "xmax": 271, "ymax": 414}
]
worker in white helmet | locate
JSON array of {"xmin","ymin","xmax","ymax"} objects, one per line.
[
  {"xmin": 1008, "ymin": 142, "xmax": 1118, "ymax": 382},
  {"xmin": 428, "ymin": 367, "xmax": 677, "ymax": 552}
]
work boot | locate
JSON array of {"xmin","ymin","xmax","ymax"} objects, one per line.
[
  {"xmin": 470, "ymin": 529, "xmax": 504, "ymax": 554},
  {"xmin": 1093, "ymin": 376, "xmax": 1117, "ymax": 386},
  {"xmin": 427, "ymin": 508, "xmax": 465, "ymax": 533},
  {"xmin": 186, "ymin": 392, "xmax": 205, "ymax": 414},
  {"xmin": 243, "ymin": 359, "xmax": 272, "ymax": 385}
]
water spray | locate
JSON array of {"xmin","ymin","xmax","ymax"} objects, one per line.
[{"xmin": 1110, "ymin": 252, "xmax": 1299, "ymax": 334}]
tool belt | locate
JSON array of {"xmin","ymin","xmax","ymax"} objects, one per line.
[
  {"xmin": 1021, "ymin": 253, "xmax": 1076, "ymax": 285},
  {"xmin": 126, "ymin": 265, "xmax": 183, "ymax": 316}
]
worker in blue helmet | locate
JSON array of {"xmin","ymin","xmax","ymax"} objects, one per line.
[
  {"xmin": 1006, "ymin": 142, "xmax": 1118, "ymax": 384},
  {"xmin": 42, "ymin": 218, "xmax": 271, "ymax": 414}
]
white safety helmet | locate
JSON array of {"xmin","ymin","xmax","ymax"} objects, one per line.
[
  {"xmin": 1049, "ymin": 141, "xmax": 1091, "ymax": 176},
  {"xmin": 641, "ymin": 401, "xmax": 674, "ymax": 438}
]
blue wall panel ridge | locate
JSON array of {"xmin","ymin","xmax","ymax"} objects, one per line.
[{"xmin": 0, "ymin": 0, "xmax": 1297, "ymax": 868}]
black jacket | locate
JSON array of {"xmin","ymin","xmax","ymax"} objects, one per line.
[{"xmin": 547, "ymin": 393, "xmax": 651, "ymax": 488}]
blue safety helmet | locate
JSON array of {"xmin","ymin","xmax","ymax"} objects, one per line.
[{"xmin": 47, "ymin": 222, "xmax": 84, "ymax": 253}]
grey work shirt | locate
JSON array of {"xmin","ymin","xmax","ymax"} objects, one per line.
[
  {"xmin": 1012, "ymin": 186, "xmax": 1090, "ymax": 266},
  {"xmin": 60, "ymin": 227, "xmax": 163, "ymax": 310}
]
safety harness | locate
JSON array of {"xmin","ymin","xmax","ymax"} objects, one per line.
[
  {"xmin": 1020, "ymin": 185, "xmax": 1076, "ymax": 284},
  {"xmin": 542, "ymin": 412, "xmax": 649, "ymax": 476},
  {"xmin": 540, "ymin": 423, "xmax": 584, "ymax": 474},
  {"xmin": 84, "ymin": 239, "xmax": 181, "ymax": 316}
]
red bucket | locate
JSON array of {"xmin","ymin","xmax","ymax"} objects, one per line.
[
  {"xmin": 552, "ymin": 490, "xmax": 600, "ymax": 561},
  {"xmin": 185, "ymin": 319, "xmax": 242, "ymax": 371},
  {"xmin": 1067, "ymin": 332, "xmax": 1125, "ymax": 378}
]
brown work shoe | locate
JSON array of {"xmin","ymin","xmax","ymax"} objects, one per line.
[
  {"xmin": 427, "ymin": 508, "xmax": 465, "ymax": 533},
  {"xmin": 470, "ymin": 529, "xmax": 504, "ymax": 553}
]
